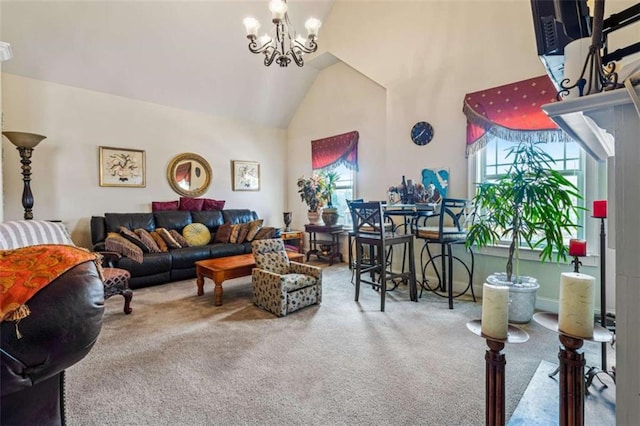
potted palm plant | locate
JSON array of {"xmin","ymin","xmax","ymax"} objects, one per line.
[
  {"xmin": 466, "ymin": 141, "xmax": 583, "ymax": 323},
  {"xmin": 320, "ymin": 171, "xmax": 340, "ymax": 226}
]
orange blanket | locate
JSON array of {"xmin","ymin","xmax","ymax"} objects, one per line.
[{"xmin": 0, "ymin": 245, "xmax": 100, "ymax": 322}]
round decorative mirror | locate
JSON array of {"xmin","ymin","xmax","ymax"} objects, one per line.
[{"xmin": 166, "ymin": 153, "xmax": 212, "ymax": 197}]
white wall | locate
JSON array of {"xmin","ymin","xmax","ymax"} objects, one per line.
[
  {"xmin": 1, "ymin": 74, "xmax": 286, "ymax": 248},
  {"xmin": 287, "ymin": 61, "xmax": 386, "ymax": 232}
]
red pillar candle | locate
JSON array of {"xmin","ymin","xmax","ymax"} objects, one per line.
[
  {"xmin": 593, "ymin": 200, "xmax": 607, "ymax": 218},
  {"xmin": 569, "ymin": 239, "xmax": 587, "ymax": 257}
]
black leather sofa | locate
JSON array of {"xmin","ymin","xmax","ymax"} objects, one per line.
[
  {"xmin": 90, "ymin": 209, "xmax": 259, "ymax": 288},
  {"xmin": 1, "ymin": 261, "xmax": 104, "ymax": 426}
]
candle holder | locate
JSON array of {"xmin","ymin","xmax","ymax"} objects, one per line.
[
  {"xmin": 584, "ymin": 215, "xmax": 616, "ymax": 392},
  {"xmin": 570, "ymin": 256, "xmax": 582, "ymax": 273},
  {"xmin": 533, "ymin": 312, "xmax": 612, "ymax": 426},
  {"xmin": 467, "ymin": 320, "xmax": 529, "ymax": 426}
]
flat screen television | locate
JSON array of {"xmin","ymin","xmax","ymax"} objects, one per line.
[{"xmin": 530, "ymin": 0, "xmax": 592, "ymax": 86}]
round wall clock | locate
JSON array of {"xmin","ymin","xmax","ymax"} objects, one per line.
[{"xmin": 411, "ymin": 121, "xmax": 434, "ymax": 146}]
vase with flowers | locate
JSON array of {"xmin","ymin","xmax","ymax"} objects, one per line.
[
  {"xmin": 297, "ymin": 171, "xmax": 341, "ymax": 225},
  {"xmin": 297, "ymin": 174, "xmax": 325, "ymax": 224}
]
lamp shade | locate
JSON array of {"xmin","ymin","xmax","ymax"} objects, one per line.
[{"xmin": 2, "ymin": 131, "xmax": 47, "ymax": 149}]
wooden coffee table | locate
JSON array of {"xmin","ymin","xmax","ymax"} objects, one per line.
[{"xmin": 195, "ymin": 252, "xmax": 305, "ymax": 306}]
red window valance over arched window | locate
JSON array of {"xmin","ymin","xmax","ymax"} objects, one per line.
[
  {"xmin": 463, "ymin": 75, "xmax": 572, "ymax": 157},
  {"xmin": 311, "ymin": 131, "xmax": 359, "ymax": 171}
]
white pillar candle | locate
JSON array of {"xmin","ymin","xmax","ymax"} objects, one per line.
[
  {"xmin": 481, "ymin": 283, "xmax": 510, "ymax": 340},
  {"xmin": 558, "ymin": 272, "xmax": 596, "ymax": 338}
]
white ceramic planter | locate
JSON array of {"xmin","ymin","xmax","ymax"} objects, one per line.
[{"xmin": 486, "ymin": 273, "xmax": 540, "ymax": 324}]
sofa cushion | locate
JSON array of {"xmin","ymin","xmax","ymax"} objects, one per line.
[
  {"xmin": 151, "ymin": 200, "xmax": 179, "ymax": 212},
  {"xmin": 119, "ymin": 227, "xmax": 150, "ymax": 253},
  {"xmin": 214, "ymin": 223, "xmax": 232, "ymax": 243},
  {"xmin": 245, "ymin": 219, "xmax": 264, "ymax": 242},
  {"xmin": 105, "ymin": 213, "xmax": 155, "ymax": 234},
  {"xmin": 134, "ymin": 228, "xmax": 161, "ymax": 253},
  {"xmin": 253, "ymin": 226, "xmax": 275, "ymax": 240},
  {"xmin": 170, "ymin": 246, "xmax": 211, "ymax": 269},
  {"xmin": 150, "ymin": 231, "xmax": 169, "ymax": 252},
  {"xmin": 105, "ymin": 233, "xmax": 144, "ymax": 263},
  {"xmin": 191, "ymin": 210, "xmax": 224, "ymax": 232},
  {"xmin": 222, "ymin": 209, "xmax": 258, "ymax": 225},
  {"xmin": 0, "ymin": 220, "xmax": 74, "ymax": 250},
  {"xmin": 170, "ymin": 229, "xmax": 190, "ymax": 248},
  {"xmin": 229, "ymin": 224, "xmax": 241, "ymax": 243},
  {"xmin": 156, "ymin": 228, "xmax": 181, "ymax": 249},
  {"xmin": 179, "ymin": 197, "xmax": 204, "ymax": 211},
  {"xmin": 202, "ymin": 198, "xmax": 225, "ymax": 211},
  {"xmin": 154, "ymin": 210, "xmax": 192, "ymax": 232},
  {"xmin": 209, "ymin": 243, "xmax": 246, "ymax": 258},
  {"xmin": 182, "ymin": 223, "xmax": 211, "ymax": 246},
  {"xmin": 236, "ymin": 223, "xmax": 251, "ymax": 244}
]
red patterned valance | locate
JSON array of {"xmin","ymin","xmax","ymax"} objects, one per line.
[
  {"xmin": 463, "ymin": 75, "xmax": 571, "ymax": 157},
  {"xmin": 311, "ymin": 131, "xmax": 359, "ymax": 171}
]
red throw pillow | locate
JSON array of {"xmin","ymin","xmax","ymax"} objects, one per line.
[
  {"xmin": 152, "ymin": 200, "xmax": 179, "ymax": 212},
  {"xmin": 203, "ymin": 198, "xmax": 226, "ymax": 211},
  {"xmin": 179, "ymin": 197, "xmax": 205, "ymax": 211}
]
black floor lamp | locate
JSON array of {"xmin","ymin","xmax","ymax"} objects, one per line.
[{"xmin": 2, "ymin": 131, "xmax": 47, "ymax": 220}]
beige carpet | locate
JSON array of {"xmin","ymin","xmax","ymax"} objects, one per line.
[{"xmin": 66, "ymin": 264, "xmax": 608, "ymax": 425}]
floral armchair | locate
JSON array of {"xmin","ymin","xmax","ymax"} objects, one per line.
[{"xmin": 251, "ymin": 239, "xmax": 322, "ymax": 317}]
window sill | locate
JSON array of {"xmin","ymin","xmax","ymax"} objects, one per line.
[{"xmin": 473, "ymin": 244, "xmax": 600, "ymax": 268}]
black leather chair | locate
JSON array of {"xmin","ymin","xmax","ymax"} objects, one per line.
[
  {"xmin": 1, "ymin": 261, "xmax": 105, "ymax": 425},
  {"xmin": 413, "ymin": 197, "xmax": 475, "ymax": 309},
  {"xmin": 350, "ymin": 201, "xmax": 417, "ymax": 311}
]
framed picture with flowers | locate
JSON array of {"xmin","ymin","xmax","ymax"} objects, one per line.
[
  {"xmin": 99, "ymin": 146, "xmax": 146, "ymax": 187},
  {"xmin": 232, "ymin": 160, "xmax": 260, "ymax": 191}
]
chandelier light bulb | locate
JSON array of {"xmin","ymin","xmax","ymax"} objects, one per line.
[
  {"xmin": 304, "ymin": 17, "xmax": 321, "ymax": 38},
  {"xmin": 268, "ymin": 0, "xmax": 288, "ymax": 22},
  {"xmin": 258, "ymin": 34, "xmax": 273, "ymax": 47},
  {"xmin": 243, "ymin": 17, "xmax": 260, "ymax": 37}
]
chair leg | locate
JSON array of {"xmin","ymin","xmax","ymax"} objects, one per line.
[
  {"xmin": 122, "ymin": 288, "xmax": 133, "ymax": 314},
  {"xmin": 447, "ymin": 243, "xmax": 454, "ymax": 309},
  {"xmin": 379, "ymin": 244, "xmax": 386, "ymax": 312},
  {"xmin": 409, "ymin": 238, "xmax": 417, "ymax": 302},
  {"xmin": 355, "ymin": 241, "xmax": 362, "ymax": 302}
]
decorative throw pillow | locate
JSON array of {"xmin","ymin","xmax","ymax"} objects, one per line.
[
  {"xmin": 156, "ymin": 227, "xmax": 182, "ymax": 249},
  {"xmin": 152, "ymin": 200, "xmax": 179, "ymax": 212},
  {"xmin": 214, "ymin": 223, "xmax": 232, "ymax": 243},
  {"xmin": 236, "ymin": 223, "xmax": 251, "ymax": 244},
  {"xmin": 170, "ymin": 229, "xmax": 190, "ymax": 247},
  {"xmin": 253, "ymin": 226, "xmax": 275, "ymax": 240},
  {"xmin": 229, "ymin": 224, "xmax": 241, "ymax": 243},
  {"xmin": 105, "ymin": 233, "xmax": 144, "ymax": 263},
  {"xmin": 119, "ymin": 226, "xmax": 150, "ymax": 253},
  {"xmin": 150, "ymin": 230, "xmax": 169, "ymax": 252},
  {"xmin": 202, "ymin": 198, "xmax": 226, "ymax": 211},
  {"xmin": 134, "ymin": 228, "xmax": 161, "ymax": 253},
  {"xmin": 179, "ymin": 197, "xmax": 205, "ymax": 211},
  {"xmin": 182, "ymin": 223, "xmax": 211, "ymax": 246},
  {"xmin": 245, "ymin": 219, "xmax": 264, "ymax": 242}
]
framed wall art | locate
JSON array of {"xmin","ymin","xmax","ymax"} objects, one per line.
[
  {"xmin": 99, "ymin": 146, "xmax": 146, "ymax": 187},
  {"xmin": 232, "ymin": 160, "xmax": 260, "ymax": 191}
]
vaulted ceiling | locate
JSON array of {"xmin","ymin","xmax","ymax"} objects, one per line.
[{"xmin": 1, "ymin": 1, "xmax": 336, "ymax": 129}]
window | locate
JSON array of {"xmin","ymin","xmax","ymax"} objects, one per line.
[
  {"xmin": 314, "ymin": 163, "xmax": 355, "ymax": 227},
  {"xmin": 476, "ymin": 138, "xmax": 586, "ymax": 245}
]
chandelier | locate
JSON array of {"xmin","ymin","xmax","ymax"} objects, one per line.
[{"xmin": 243, "ymin": 0, "xmax": 321, "ymax": 68}]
